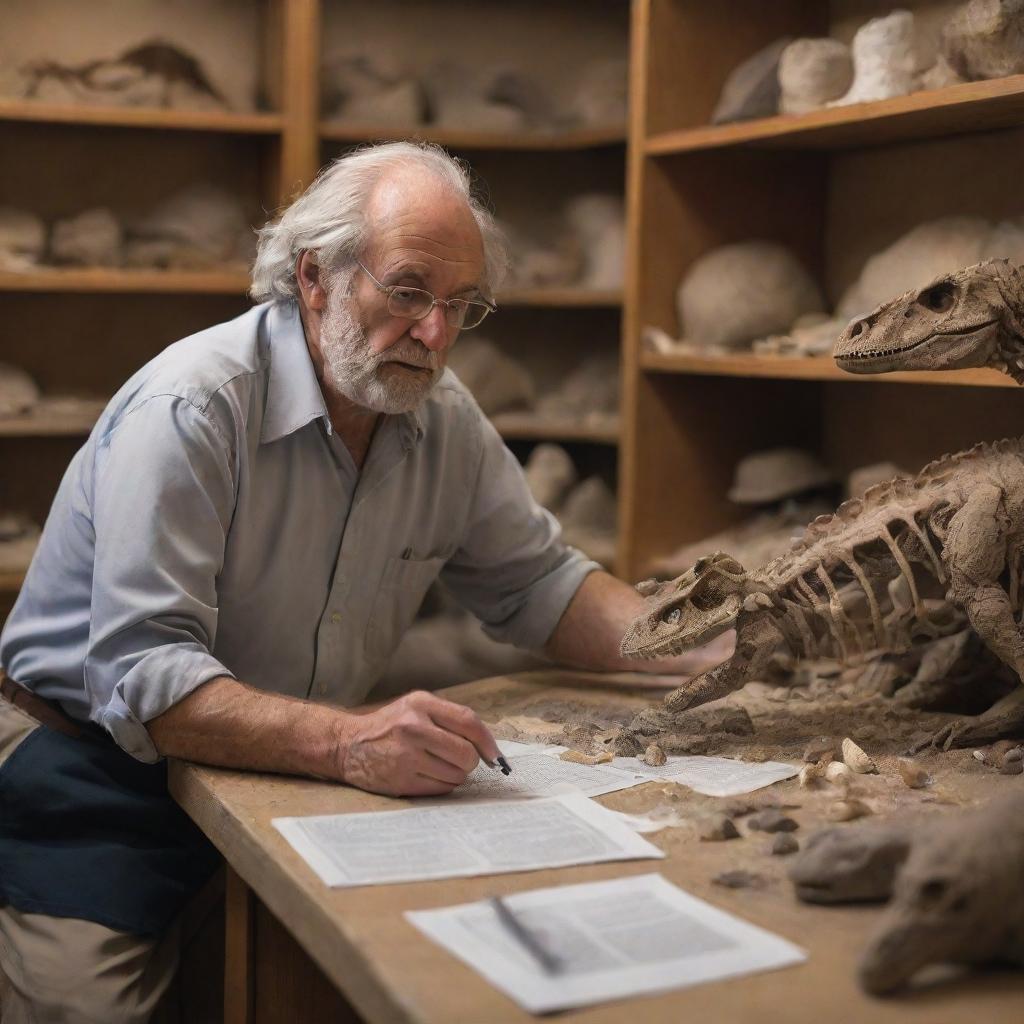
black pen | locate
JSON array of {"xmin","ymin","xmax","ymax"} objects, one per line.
[
  {"xmin": 489, "ymin": 896, "xmax": 562, "ymax": 974},
  {"xmin": 485, "ymin": 751, "xmax": 512, "ymax": 775}
]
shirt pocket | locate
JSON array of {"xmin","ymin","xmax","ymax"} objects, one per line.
[{"xmin": 364, "ymin": 555, "xmax": 447, "ymax": 664}]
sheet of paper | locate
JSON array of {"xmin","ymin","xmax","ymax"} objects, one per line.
[
  {"xmin": 452, "ymin": 750, "xmax": 644, "ymax": 801},
  {"xmin": 273, "ymin": 793, "xmax": 664, "ymax": 888},
  {"xmin": 611, "ymin": 754, "xmax": 798, "ymax": 796},
  {"xmin": 407, "ymin": 872, "xmax": 807, "ymax": 1014}
]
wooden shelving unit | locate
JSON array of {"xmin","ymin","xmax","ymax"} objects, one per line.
[
  {"xmin": 0, "ymin": 268, "xmax": 252, "ymax": 295},
  {"xmin": 0, "ymin": 403, "xmax": 104, "ymax": 437},
  {"xmin": 619, "ymin": 0, "xmax": 1024, "ymax": 580},
  {"xmin": 491, "ymin": 412, "xmax": 620, "ymax": 445},
  {"xmin": 319, "ymin": 122, "xmax": 626, "ymax": 150}
]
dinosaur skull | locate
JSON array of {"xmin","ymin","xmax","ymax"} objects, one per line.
[
  {"xmin": 834, "ymin": 259, "xmax": 1014, "ymax": 374},
  {"xmin": 620, "ymin": 552, "xmax": 748, "ymax": 659}
]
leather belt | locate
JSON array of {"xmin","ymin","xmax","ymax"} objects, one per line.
[{"xmin": 0, "ymin": 670, "xmax": 83, "ymax": 738}]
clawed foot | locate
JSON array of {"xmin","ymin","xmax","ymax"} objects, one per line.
[{"xmin": 908, "ymin": 686, "xmax": 1024, "ymax": 752}]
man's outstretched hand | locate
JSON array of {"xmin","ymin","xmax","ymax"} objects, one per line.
[{"xmin": 337, "ymin": 690, "xmax": 501, "ymax": 797}]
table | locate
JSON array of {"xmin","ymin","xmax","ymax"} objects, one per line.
[{"xmin": 169, "ymin": 670, "xmax": 1024, "ymax": 1024}]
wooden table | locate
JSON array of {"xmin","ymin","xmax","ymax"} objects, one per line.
[{"xmin": 169, "ymin": 671, "xmax": 1024, "ymax": 1024}]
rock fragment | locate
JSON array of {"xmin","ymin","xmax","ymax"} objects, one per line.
[
  {"xmin": 770, "ymin": 833, "xmax": 799, "ymax": 856},
  {"xmin": 712, "ymin": 870, "xmax": 766, "ymax": 890},
  {"xmin": 747, "ymin": 810, "xmax": 798, "ymax": 834},
  {"xmin": 698, "ymin": 815, "xmax": 740, "ymax": 842},
  {"xmin": 642, "ymin": 743, "xmax": 667, "ymax": 767}
]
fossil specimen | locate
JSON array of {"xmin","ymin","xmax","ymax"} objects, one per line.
[
  {"xmin": 677, "ymin": 242, "xmax": 824, "ymax": 348},
  {"xmin": 0, "ymin": 363, "xmax": 40, "ymax": 418},
  {"xmin": 51, "ymin": 208, "xmax": 123, "ymax": 267},
  {"xmin": 943, "ymin": 0, "xmax": 1024, "ymax": 80},
  {"xmin": 710, "ymin": 38, "xmax": 790, "ymax": 124},
  {"xmin": 841, "ymin": 737, "xmax": 879, "ymax": 775},
  {"xmin": 564, "ymin": 194, "xmax": 625, "ymax": 290},
  {"xmin": 0, "ymin": 208, "xmax": 46, "ymax": 270},
  {"xmin": 447, "ymin": 337, "xmax": 535, "ymax": 417},
  {"xmin": 859, "ymin": 792, "xmax": 1024, "ymax": 994},
  {"xmin": 779, "ymin": 38, "xmax": 853, "ymax": 114},
  {"xmin": 523, "ymin": 443, "xmax": 578, "ymax": 510},
  {"xmin": 728, "ymin": 448, "xmax": 833, "ymax": 505},
  {"xmin": 831, "ymin": 10, "xmax": 921, "ymax": 106}
]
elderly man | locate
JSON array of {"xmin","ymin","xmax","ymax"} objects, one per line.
[{"xmin": 0, "ymin": 142, "xmax": 727, "ymax": 1022}]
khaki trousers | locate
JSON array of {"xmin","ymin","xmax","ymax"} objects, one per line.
[{"xmin": 0, "ymin": 697, "xmax": 179, "ymax": 1024}]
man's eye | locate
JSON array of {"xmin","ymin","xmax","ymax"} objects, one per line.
[{"xmin": 391, "ymin": 288, "xmax": 420, "ymax": 302}]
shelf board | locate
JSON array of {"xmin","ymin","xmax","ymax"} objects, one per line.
[
  {"xmin": 0, "ymin": 401, "xmax": 105, "ymax": 437},
  {"xmin": 491, "ymin": 412, "xmax": 620, "ymax": 444},
  {"xmin": 319, "ymin": 121, "xmax": 626, "ymax": 150},
  {"xmin": 646, "ymin": 76, "xmax": 1024, "ymax": 155},
  {"xmin": 0, "ymin": 571, "xmax": 26, "ymax": 594},
  {"xmin": 0, "ymin": 268, "xmax": 252, "ymax": 295},
  {"xmin": 497, "ymin": 287, "xmax": 622, "ymax": 308},
  {"xmin": 0, "ymin": 99, "xmax": 283, "ymax": 135},
  {"xmin": 641, "ymin": 351, "xmax": 1017, "ymax": 388}
]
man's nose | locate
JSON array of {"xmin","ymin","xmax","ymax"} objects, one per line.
[{"xmin": 409, "ymin": 304, "xmax": 453, "ymax": 352}]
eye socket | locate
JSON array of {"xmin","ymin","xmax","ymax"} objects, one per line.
[
  {"xmin": 662, "ymin": 607, "xmax": 682, "ymax": 625},
  {"xmin": 916, "ymin": 879, "xmax": 948, "ymax": 906},
  {"xmin": 690, "ymin": 588, "xmax": 719, "ymax": 611},
  {"xmin": 917, "ymin": 281, "xmax": 957, "ymax": 314}
]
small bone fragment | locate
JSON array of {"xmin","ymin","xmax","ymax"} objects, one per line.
[
  {"xmin": 1000, "ymin": 749, "xmax": 1023, "ymax": 775},
  {"xmin": 713, "ymin": 870, "xmax": 766, "ymax": 890},
  {"xmin": 827, "ymin": 798, "xmax": 872, "ymax": 822},
  {"xmin": 842, "ymin": 737, "xmax": 879, "ymax": 774},
  {"xmin": 779, "ymin": 37, "xmax": 853, "ymax": 114},
  {"xmin": 975, "ymin": 739, "xmax": 1019, "ymax": 766},
  {"xmin": 825, "ymin": 761, "xmax": 852, "ymax": 785},
  {"xmin": 799, "ymin": 761, "xmax": 827, "ymax": 788},
  {"xmin": 896, "ymin": 758, "xmax": 931, "ymax": 789},
  {"xmin": 698, "ymin": 815, "xmax": 739, "ymax": 842},
  {"xmin": 831, "ymin": 10, "xmax": 920, "ymax": 106},
  {"xmin": 559, "ymin": 749, "xmax": 612, "ymax": 766},
  {"xmin": 642, "ymin": 743, "xmax": 667, "ymax": 767},
  {"xmin": 771, "ymin": 833, "xmax": 799, "ymax": 856},
  {"xmin": 747, "ymin": 810, "xmax": 798, "ymax": 834},
  {"xmin": 710, "ymin": 38, "xmax": 790, "ymax": 124}
]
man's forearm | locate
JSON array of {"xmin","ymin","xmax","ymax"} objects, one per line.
[
  {"xmin": 546, "ymin": 571, "xmax": 734, "ymax": 675},
  {"xmin": 147, "ymin": 676, "xmax": 349, "ymax": 780}
]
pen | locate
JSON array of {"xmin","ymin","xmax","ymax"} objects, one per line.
[
  {"xmin": 485, "ymin": 752, "xmax": 512, "ymax": 775},
  {"xmin": 489, "ymin": 896, "xmax": 562, "ymax": 974}
]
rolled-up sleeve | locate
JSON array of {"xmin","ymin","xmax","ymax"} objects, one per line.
[
  {"xmin": 86, "ymin": 395, "xmax": 237, "ymax": 762},
  {"xmin": 440, "ymin": 418, "xmax": 600, "ymax": 649}
]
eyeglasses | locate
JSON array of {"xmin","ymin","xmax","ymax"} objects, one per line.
[{"xmin": 356, "ymin": 262, "xmax": 496, "ymax": 331}]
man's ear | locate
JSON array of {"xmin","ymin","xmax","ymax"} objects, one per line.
[{"xmin": 296, "ymin": 251, "xmax": 327, "ymax": 312}]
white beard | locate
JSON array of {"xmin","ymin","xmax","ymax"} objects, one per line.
[{"xmin": 319, "ymin": 286, "xmax": 443, "ymax": 414}]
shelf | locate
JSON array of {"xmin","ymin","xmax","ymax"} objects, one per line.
[
  {"xmin": 319, "ymin": 122, "xmax": 626, "ymax": 150},
  {"xmin": 0, "ymin": 99, "xmax": 283, "ymax": 135},
  {"xmin": 491, "ymin": 412, "xmax": 620, "ymax": 444},
  {"xmin": 641, "ymin": 351, "xmax": 1017, "ymax": 388},
  {"xmin": 645, "ymin": 76, "xmax": 1024, "ymax": 155},
  {"xmin": 0, "ymin": 401, "xmax": 105, "ymax": 437},
  {"xmin": 0, "ymin": 571, "xmax": 26, "ymax": 594},
  {"xmin": 497, "ymin": 287, "xmax": 622, "ymax": 308},
  {"xmin": 0, "ymin": 268, "xmax": 252, "ymax": 295}
]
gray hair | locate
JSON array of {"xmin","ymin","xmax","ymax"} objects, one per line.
[{"xmin": 250, "ymin": 141, "xmax": 507, "ymax": 302}]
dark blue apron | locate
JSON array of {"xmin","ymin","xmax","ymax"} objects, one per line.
[{"xmin": 0, "ymin": 718, "xmax": 220, "ymax": 937}]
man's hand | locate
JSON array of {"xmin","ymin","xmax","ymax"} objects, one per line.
[{"xmin": 337, "ymin": 690, "xmax": 501, "ymax": 797}]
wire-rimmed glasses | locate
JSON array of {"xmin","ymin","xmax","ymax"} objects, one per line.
[{"xmin": 356, "ymin": 261, "xmax": 496, "ymax": 331}]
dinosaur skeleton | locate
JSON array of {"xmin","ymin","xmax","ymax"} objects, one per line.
[{"xmin": 620, "ymin": 260, "xmax": 1024, "ymax": 752}]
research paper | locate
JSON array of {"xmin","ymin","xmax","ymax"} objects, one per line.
[
  {"xmin": 407, "ymin": 872, "xmax": 806, "ymax": 1013},
  {"xmin": 612, "ymin": 754, "xmax": 798, "ymax": 796},
  {"xmin": 273, "ymin": 793, "xmax": 664, "ymax": 888}
]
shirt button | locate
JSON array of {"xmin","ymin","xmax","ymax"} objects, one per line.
[{"xmin": 330, "ymin": 612, "xmax": 342, "ymax": 624}]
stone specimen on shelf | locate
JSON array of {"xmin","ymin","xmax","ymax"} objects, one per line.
[
  {"xmin": 423, "ymin": 62, "xmax": 538, "ymax": 132},
  {"xmin": 778, "ymin": 38, "xmax": 854, "ymax": 114},
  {"xmin": 124, "ymin": 185, "xmax": 252, "ymax": 270},
  {"xmin": 0, "ymin": 513, "xmax": 41, "ymax": 574},
  {"xmin": 564, "ymin": 193, "xmax": 626, "ymax": 289},
  {"xmin": 710, "ymin": 37, "xmax": 791, "ymax": 124},
  {"xmin": 859, "ymin": 792, "xmax": 1024, "ymax": 995},
  {"xmin": 524, "ymin": 444, "xmax": 578, "ymax": 510},
  {"xmin": 676, "ymin": 241, "xmax": 824, "ymax": 349},
  {"xmin": 534, "ymin": 352, "xmax": 620, "ymax": 427},
  {"xmin": 50, "ymin": 208, "xmax": 123, "ymax": 267},
  {"xmin": 562, "ymin": 56, "xmax": 629, "ymax": 127},
  {"xmin": 942, "ymin": 0, "xmax": 1024, "ymax": 80},
  {"xmin": 846, "ymin": 462, "xmax": 909, "ymax": 500},
  {"xmin": 0, "ymin": 208, "xmax": 46, "ymax": 271},
  {"xmin": 831, "ymin": 10, "xmax": 922, "ymax": 106},
  {"xmin": 0, "ymin": 363, "xmax": 41, "ymax": 417},
  {"xmin": 20, "ymin": 41, "xmax": 230, "ymax": 110},
  {"xmin": 752, "ymin": 314, "xmax": 848, "ymax": 357},
  {"xmin": 447, "ymin": 337, "xmax": 535, "ymax": 417},
  {"xmin": 835, "ymin": 215, "xmax": 1024, "ymax": 321},
  {"xmin": 321, "ymin": 54, "xmax": 426, "ymax": 125},
  {"xmin": 500, "ymin": 219, "xmax": 583, "ymax": 289},
  {"xmin": 920, "ymin": 52, "xmax": 968, "ymax": 90},
  {"xmin": 728, "ymin": 448, "xmax": 834, "ymax": 505},
  {"xmin": 559, "ymin": 476, "xmax": 618, "ymax": 567}
]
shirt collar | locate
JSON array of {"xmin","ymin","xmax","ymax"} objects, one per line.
[
  {"xmin": 260, "ymin": 301, "xmax": 427, "ymax": 448},
  {"xmin": 260, "ymin": 301, "xmax": 332, "ymax": 444}
]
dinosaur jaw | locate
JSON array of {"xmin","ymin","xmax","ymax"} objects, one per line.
[
  {"xmin": 858, "ymin": 916, "xmax": 963, "ymax": 995},
  {"xmin": 836, "ymin": 320, "xmax": 999, "ymax": 375},
  {"xmin": 621, "ymin": 614, "xmax": 735, "ymax": 661}
]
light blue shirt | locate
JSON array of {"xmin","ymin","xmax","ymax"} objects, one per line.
[{"xmin": 1, "ymin": 302, "xmax": 598, "ymax": 762}]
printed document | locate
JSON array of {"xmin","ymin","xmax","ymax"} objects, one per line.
[
  {"xmin": 273, "ymin": 793, "xmax": 664, "ymax": 888},
  {"xmin": 407, "ymin": 873, "xmax": 806, "ymax": 1013},
  {"xmin": 610, "ymin": 754, "xmax": 798, "ymax": 796}
]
